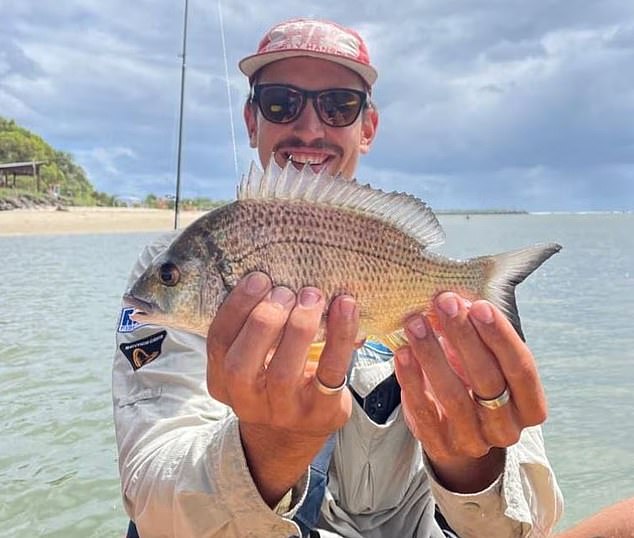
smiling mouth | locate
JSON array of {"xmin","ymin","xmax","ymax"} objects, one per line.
[{"xmin": 279, "ymin": 151, "xmax": 334, "ymax": 171}]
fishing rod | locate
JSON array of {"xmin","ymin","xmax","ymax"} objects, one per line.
[
  {"xmin": 174, "ymin": 0, "xmax": 189, "ymax": 230},
  {"xmin": 218, "ymin": 0, "xmax": 239, "ymax": 179},
  {"xmin": 173, "ymin": 0, "xmax": 237, "ymax": 229}
]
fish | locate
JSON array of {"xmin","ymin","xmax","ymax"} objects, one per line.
[{"xmin": 124, "ymin": 161, "xmax": 562, "ymax": 351}]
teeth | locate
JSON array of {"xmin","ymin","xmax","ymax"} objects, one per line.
[{"xmin": 289, "ymin": 153, "xmax": 326, "ymax": 165}]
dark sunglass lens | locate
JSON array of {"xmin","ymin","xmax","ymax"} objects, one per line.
[
  {"xmin": 259, "ymin": 86, "xmax": 302, "ymax": 123},
  {"xmin": 317, "ymin": 90, "xmax": 364, "ymax": 126}
]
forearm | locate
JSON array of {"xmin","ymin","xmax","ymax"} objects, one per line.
[
  {"xmin": 240, "ymin": 421, "xmax": 328, "ymax": 507},
  {"xmin": 428, "ymin": 427, "xmax": 563, "ymax": 538},
  {"xmin": 555, "ymin": 497, "xmax": 634, "ymax": 538},
  {"xmin": 120, "ymin": 414, "xmax": 303, "ymax": 537},
  {"xmin": 114, "ymin": 324, "xmax": 304, "ymax": 536}
]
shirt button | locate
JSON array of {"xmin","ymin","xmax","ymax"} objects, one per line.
[{"xmin": 463, "ymin": 501, "xmax": 480, "ymax": 512}]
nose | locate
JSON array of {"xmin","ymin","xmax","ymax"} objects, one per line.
[{"xmin": 291, "ymin": 98, "xmax": 326, "ymax": 140}]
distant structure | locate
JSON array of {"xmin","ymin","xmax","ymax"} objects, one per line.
[
  {"xmin": 113, "ymin": 195, "xmax": 143, "ymax": 208},
  {"xmin": 0, "ymin": 161, "xmax": 47, "ymax": 191}
]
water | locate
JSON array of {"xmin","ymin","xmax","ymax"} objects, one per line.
[{"xmin": 1, "ymin": 214, "xmax": 633, "ymax": 536}]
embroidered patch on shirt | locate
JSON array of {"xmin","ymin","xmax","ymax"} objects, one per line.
[
  {"xmin": 117, "ymin": 307, "xmax": 147, "ymax": 333},
  {"xmin": 119, "ymin": 330, "xmax": 167, "ymax": 370}
]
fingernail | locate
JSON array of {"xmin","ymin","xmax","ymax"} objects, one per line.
[
  {"xmin": 270, "ymin": 286, "xmax": 294, "ymax": 306},
  {"xmin": 245, "ymin": 272, "xmax": 269, "ymax": 295},
  {"xmin": 471, "ymin": 302, "xmax": 494, "ymax": 324},
  {"xmin": 437, "ymin": 293, "xmax": 459, "ymax": 318},
  {"xmin": 338, "ymin": 296, "xmax": 356, "ymax": 319},
  {"xmin": 407, "ymin": 316, "xmax": 427, "ymax": 339},
  {"xmin": 299, "ymin": 287, "xmax": 321, "ymax": 307}
]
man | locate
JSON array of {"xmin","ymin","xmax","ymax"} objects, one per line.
[{"xmin": 113, "ymin": 18, "xmax": 563, "ymax": 537}]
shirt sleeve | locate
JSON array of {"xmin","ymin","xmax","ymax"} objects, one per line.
[
  {"xmin": 427, "ymin": 426, "xmax": 564, "ymax": 538},
  {"xmin": 112, "ymin": 235, "xmax": 307, "ymax": 538}
]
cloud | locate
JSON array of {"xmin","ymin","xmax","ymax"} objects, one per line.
[{"xmin": 2, "ymin": 0, "xmax": 633, "ymax": 210}]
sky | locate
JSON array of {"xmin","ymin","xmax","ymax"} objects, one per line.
[{"xmin": 1, "ymin": 0, "xmax": 633, "ymax": 212}]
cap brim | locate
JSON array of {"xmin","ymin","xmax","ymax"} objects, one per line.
[{"xmin": 239, "ymin": 50, "xmax": 378, "ymax": 87}]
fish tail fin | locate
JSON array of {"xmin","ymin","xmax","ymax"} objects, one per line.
[{"xmin": 479, "ymin": 242, "xmax": 562, "ymax": 340}]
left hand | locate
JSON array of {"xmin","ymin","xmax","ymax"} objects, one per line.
[{"xmin": 393, "ymin": 291, "xmax": 548, "ymax": 493}]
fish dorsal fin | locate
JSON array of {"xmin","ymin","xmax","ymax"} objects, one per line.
[{"xmin": 237, "ymin": 160, "xmax": 445, "ymax": 248}]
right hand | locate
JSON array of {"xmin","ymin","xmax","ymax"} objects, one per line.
[{"xmin": 205, "ymin": 272, "xmax": 359, "ymax": 504}]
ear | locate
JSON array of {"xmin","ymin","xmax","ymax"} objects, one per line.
[
  {"xmin": 359, "ymin": 107, "xmax": 379, "ymax": 154},
  {"xmin": 243, "ymin": 101, "xmax": 258, "ymax": 148}
]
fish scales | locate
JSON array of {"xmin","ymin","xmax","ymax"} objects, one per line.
[
  {"xmin": 125, "ymin": 161, "xmax": 561, "ymax": 344},
  {"xmin": 200, "ymin": 199, "xmax": 481, "ymax": 336}
]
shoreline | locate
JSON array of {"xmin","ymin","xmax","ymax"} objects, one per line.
[
  {"xmin": 0, "ymin": 207, "xmax": 209, "ymax": 236},
  {"xmin": 2, "ymin": 206, "xmax": 631, "ymax": 238}
]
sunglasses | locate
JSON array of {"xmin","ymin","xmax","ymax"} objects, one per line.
[{"xmin": 251, "ymin": 84, "xmax": 368, "ymax": 128}]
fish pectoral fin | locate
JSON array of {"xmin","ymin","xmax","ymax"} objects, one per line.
[
  {"xmin": 306, "ymin": 327, "xmax": 367, "ymax": 363},
  {"xmin": 375, "ymin": 330, "xmax": 409, "ymax": 352},
  {"xmin": 306, "ymin": 342, "xmax": 326, "ymax": 363}
]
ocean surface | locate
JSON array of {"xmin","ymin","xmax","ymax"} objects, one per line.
[{"xmin": 1, "ymin": 213, "xmax": 633, "ymax": 537}]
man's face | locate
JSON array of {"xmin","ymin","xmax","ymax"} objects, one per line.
[{"xmin": 244, "ymin": 57, "xmax": 378, "ymax": 179}]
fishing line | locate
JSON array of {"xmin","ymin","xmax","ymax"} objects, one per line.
[{"xmin": 217, "ymin": 0, "xmax": 239, "ymax": 178}]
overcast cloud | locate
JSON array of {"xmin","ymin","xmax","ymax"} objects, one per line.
[{"xmin": 2, "ymin": 0, "xmax": 633, "ymax": 211}]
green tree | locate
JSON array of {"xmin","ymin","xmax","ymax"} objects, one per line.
[
  {"xmin": 145, "ymin": 193, "xmax": 158, "ymax": 208},
  {"xmin": 0, "ymin": 117, "xmax": 96, "ymax": 204}
]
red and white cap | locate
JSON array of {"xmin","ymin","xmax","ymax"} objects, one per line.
[{"xmin": 239, "ymin": 18, "xmax": 378, "ymax": 87}]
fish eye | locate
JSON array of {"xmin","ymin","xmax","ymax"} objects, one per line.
[{"xmin": 158, "ymin": 262, "xmax": 180, "ymax": 287}]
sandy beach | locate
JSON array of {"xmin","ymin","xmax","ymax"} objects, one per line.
[{"xmin": 0, "ymin": 207, "xmax": 209, "ymax": 236}]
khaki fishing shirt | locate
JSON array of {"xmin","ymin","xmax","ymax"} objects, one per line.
[{"xmin": 112, "ymin": 234, "xmax": 564, "ymax": 538}]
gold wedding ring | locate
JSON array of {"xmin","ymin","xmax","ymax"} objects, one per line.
[
  {"xmin": 313, "ymin": 374, "xmax": 348, "ymax": 395},
  {"xmin": 474, "ymin": 387, "xmax": 511, "ymax": 410}
]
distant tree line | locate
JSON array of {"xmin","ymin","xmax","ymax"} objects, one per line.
[
  {"xmin": 143, "ymin": 193, "xmax": 228, "ymax": 211},
  {"xmin": 0, "ymin": 117, "xmax": 228, "ymax": 210}
]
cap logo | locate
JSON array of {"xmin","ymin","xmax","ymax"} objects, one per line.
[{"xmin": 265, "ymin": 20, "xmax": 361, "ymax": 59}]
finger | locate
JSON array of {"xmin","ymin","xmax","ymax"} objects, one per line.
[
  {"xmin": 435, "ymin": 295, "xmax": 525, "ymax": 444},
  {"xmin": 404, "ymin": 314, "xmax": 476, "ymax": 422},
  {"xmin": 437, "ymin": 335, "xmax": 469, "ymax": 385},
  {"xmin": 394, "ymin": 347, "xmax": 452, "ymax": 461},
  {"xmin": 424, "ymin": 317, "xmax": 523, "ymax": 450},
  {"xmin": 266, "ymin": 287, "xmax": 326, "ymax": 391},
  {"xmin": 315, "ymin": 295, "xmax": 358, "ymax": 391},
  {"xmin": 469, "ymin": 300, "xmax": 547, "ymax": 426},
  {"xmin": 394, "ymin": 347, "xmax": 440, "ymax": 432},
  {"xmin": 225, "ymin": 286, "xmax": 296, "ymax": 403},
  {"xmin": 207, "ymin": 272, "xmax": 272, "ymax": 357},
  {"xmin": 206, "ymin": 272, "xmax": 272, "ymax": 398},
  {"xmin": 435, "ymin": 293, "xmax": 507, "ymax": 400},
  {"xmin": 478, "ymin": 404, "xmax": 522, "ymax": 448},
  {"xmin": 403, "ymin": 314, "xmax": 490, "ymax": 458}
]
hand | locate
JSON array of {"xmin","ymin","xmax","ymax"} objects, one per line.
[
  {"xmin": 206, "ymin": 271, "xmax": 359, "ymax": 505},
  {"xmin": 394, "ymin": 292, "xmax": 547, "ymax": 493}
]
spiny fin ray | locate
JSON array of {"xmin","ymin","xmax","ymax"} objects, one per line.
[{"xmin": 237, "ymin": 160, "xmax": 445, "ymax": 248}]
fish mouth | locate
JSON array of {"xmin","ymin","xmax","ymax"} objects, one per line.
[{"xmin": 122, "ymin": 294, "xmax": 160, "ymax": 321}]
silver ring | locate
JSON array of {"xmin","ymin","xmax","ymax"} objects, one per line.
[
  {"xmin": 474, "ymin": 387, "xmax": 511, "ymax": 410},
  {"xmin": 313, "ymin": 374, "xmax": 347, "ymax": 396}
]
